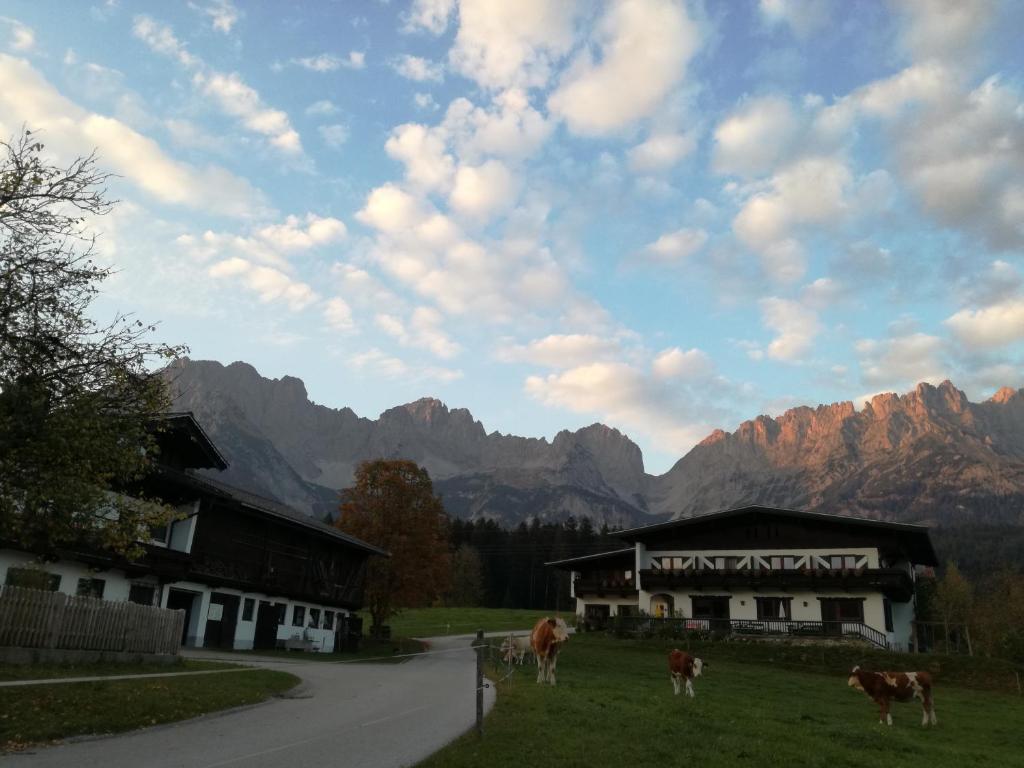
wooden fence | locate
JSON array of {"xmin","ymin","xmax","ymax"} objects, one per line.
[{"xmin": 0, "ymin": 585, "xmax": 185, "ymax": 655}]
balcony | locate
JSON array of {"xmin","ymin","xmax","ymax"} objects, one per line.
[
  {"xmin": 640, "ymin": 567, "xmax": 914, "ymax": 601},
  {"xmin": 574, "ymin": 577, "xmax": 637, "ymax": 598},
  {"xmin": 610, "ymin": 616, "xmax": 890, "ymax": 649}
]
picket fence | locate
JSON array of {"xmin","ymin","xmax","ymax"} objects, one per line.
[{"xmin": 0, "ymin": 585, "xmax": 185, "ymax": 655}]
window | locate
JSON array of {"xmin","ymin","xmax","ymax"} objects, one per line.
[
  {"xmin": 755, "ymin": 597, "xmax": 791, "ymax": 620},
  {"xmin": 883, "ymin": 599, "xmax": 894, "ymax": 632},
  {"xmin": 308, "ymin": 608, "xmax": 321, "ymax": 628},
  {"xmin": 618, "ymin": 605, "xmax": 638, "ymax": 617},
  {"xmin": 671, "ymin": 557, "xmax": 683, "ymax": 570},
  {"xmin": 324, "ymin": 611, "xmax": 334, "ymax": 631},
  {"xmin": 624, "ymin": 569, "xmax": 633, "ymax": 581},
  {"xmin": 770, "ymin": 556, "xmax": 783, "ymax": 570},
  {"xmin": 292, "ymin": 605, "xmax": 305, "ymax": 627},
  {"xmin": 76, "ymin": 578, "xmax": 105, "ymax": 599},
  {"xmin": 783, "ymin": 556, "xmax": 796, "ymax": 570},
  {"xmin": 276, "ymin": 603, "xmax": 286, "ymax": 625},
  {"xmin": 242, "ymin": 598, "xmax": 255, "ymax": 622},
  {"xmin": 5, "ymin": 567, "xmax": 61, "ymax": 591},
  {"xmin": 845, "ymin": 555, "xmax": 858, "ymax": 569},
  {"xmin": 128, "ymin": 584, "xmax": 155, "ymax": 606},
  {"xmin": 829, "ymin": 555, "xmax": 844, "ymax": 569},
  {"xmin": 149, "ymin": 523, "xmax": 170, "ymax": 545}
]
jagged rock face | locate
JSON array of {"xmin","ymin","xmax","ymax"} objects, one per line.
[
  {"xmin": 165, "ymin": 359, "xmax": 1024, "ymax": 527},
  {"xmin": 651, "ymin": 381, "xmax": 1024, "ymax": 525},
  {"xmin": 164, "ymin": 359, "xmax": 652, "ymax": 526}
]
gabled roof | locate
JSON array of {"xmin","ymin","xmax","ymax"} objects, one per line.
[
  {"xmin": 546, "ymin": 547, "xmax": 635, "ymax": 569},
  {"xmin": 614, "ymin": 505, "xmax": 938, "ymax": 565},
  {"xmin": 151, "ymin": 412, "xmax": 229, "ymax": 470},
  {"xmin": 161, "ymin": 467, "xmax": 389, "ymax": 557}
]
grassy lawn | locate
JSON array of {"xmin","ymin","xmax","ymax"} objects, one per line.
[
  {"xmin": 0, "ymin": 658, "xmax": 235, "ymax": 682},
  {"xmin": 419, "ymin": 635, "xmax": 1024, "ymax": 768},
  {"xmin": 220, "ymin": 636, "xmax": 426, "ymax": 664},
  {"xmin": 366, "ymin": 607, "xmax": 555, "ymax": 638},
  {"xmin": 1, "ymin": 668, "xmax": 298, "ymax": 752}
]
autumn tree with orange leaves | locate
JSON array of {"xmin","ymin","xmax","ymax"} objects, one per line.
[{"xmin": 336, "ymin": 459, "xmax": 452, "ymax": 636}]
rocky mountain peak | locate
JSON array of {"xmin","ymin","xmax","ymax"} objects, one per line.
[{"xmin": 990, "ymin": 386, "xmax": 1022, "ymax": 404}]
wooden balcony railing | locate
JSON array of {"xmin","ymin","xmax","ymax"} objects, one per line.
[
  {"xmin": 639, "ymin": 567, "xmax": 914, "ymax": 601},
  {"xmin": 610, "ymin": 616, "xmax": 889, "ymax": 649},
  {"xmin": 573, "ymin": 577, "xmax": 637, "ymax": 597}
]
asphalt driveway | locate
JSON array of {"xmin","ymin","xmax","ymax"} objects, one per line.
[{"xmin": 7, "ymin": 634, "xmax": 496, "ymax": 768}]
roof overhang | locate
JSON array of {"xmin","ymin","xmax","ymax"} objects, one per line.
[
  {"xmin": 150, "ymin": 412, "xmax": 229, "ymax": 471},
  {"xmin": 546, "ymin": 547, "xmax": 636, "ymax": 570}
]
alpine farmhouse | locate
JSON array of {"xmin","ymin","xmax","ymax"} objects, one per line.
[
  {"xmin": 549, "ymin": 506, "xmax": 938, "ymax": 651},
  {"xmin": 0, "ymin": 413, "xmax": 386, "ymax": 653}
]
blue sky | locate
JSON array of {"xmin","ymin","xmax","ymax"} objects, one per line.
[{"xmin": 2, "ymin": 0, "xmax": 1022, "ymax": 473}]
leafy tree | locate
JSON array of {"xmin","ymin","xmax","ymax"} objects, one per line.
[
  {"xmin": 935, "ymin": 561, "xmax": 973, "ymax": 628},
  {"xmin": 336, "ymin": 459, "xmax": 452, "ymax": 636},
  {"xmin": 0, "ymin": 130, "xmax": 183, "ymax": 557},
  {"xmin": 447, "ymin": 543, "xmax": 484, "ymax": 607}
]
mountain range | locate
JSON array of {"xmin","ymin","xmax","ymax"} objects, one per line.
[{"xmin": 165, "ymin": 358, "xmax": 1024, "ymax": 528}]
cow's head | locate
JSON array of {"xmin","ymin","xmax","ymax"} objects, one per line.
[
  {"xmin": 692, "ymin": 657, "xmax": 705, "ymax": 677},
  {"xmin": 847, "ymin": 665, "xmax": 865, "ymax": 691},
  {"xmin": 550, "ymin": 617, "xmax": 570, "ymax": 643}
]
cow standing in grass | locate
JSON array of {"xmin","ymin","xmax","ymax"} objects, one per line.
[
  {"xmin": 669, "ymin": 649, "xmax": 705, "ymax": 697},
  {"xmin": 531, "ymin": 617, "xmax": 569, "ymax": 685},
  {"xmin": 847, "ymin": 666, "xmax": 938, "ymax": 726}
]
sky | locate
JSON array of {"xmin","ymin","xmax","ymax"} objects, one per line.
[{"xmin": 1, "ymin": 0, "xmax": 1023, "ymax": 474}]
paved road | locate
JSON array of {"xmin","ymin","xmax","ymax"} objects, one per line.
[{"xmin": 8, "ymin": 635, "xmax": 496, "ymax": 768}]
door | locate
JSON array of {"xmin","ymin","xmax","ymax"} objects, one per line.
[
  {"xmin": 691, "ymin": 595, "xmax": 731, "ymax": 631},
  {"xmin": 820, "ymin": 598, "xmax": 864, "ymax": 635},
  {"xmin": 166, "ymin": 589, "xmax": 198, "ymax": 646},
  {"xmin": 204, "ymin": 592, "xmax": 241, "ymax": 649},
  {"xmin": 253, "ymin": 601, "xmax": 284, "ymax": 650}
]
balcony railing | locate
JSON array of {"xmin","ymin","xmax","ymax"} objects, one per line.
[
  {"xmin": 640, "ymin": 567, "xmax": 914, "ymax": 601},
  {"xmin": 608, "ymin": 616, "xmax": 889, "ymax": 649}
]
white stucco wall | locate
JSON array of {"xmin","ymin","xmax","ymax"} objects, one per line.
[{"xmin": 1, "ymin": 549, "xmax": 134, "ymax": 602}]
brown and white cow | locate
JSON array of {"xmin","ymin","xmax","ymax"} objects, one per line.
[
  {"xmin": 531, "ymin": 617, "xmax": 570, "ymax": 685},
  {"xmin": 669, "ymin": 649, "xmax": 705, "ymax": 698},
  {"xmin": 847, "ymin": 666, "xmax": 937, "ymax": 726}
]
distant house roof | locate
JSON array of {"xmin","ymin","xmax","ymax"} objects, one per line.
[
  {"xmin": 613, "ymin": 505, "xmax": 938, "ymax": 566},
  {"xmin": 546, "ymin": 547, "xmax": 636, "ymax": 570},
  {"xmin": 151, "ymin": 412, "xmax": 229, "ymax": 471},
  {"xmin": 162, "ymin": 467, "xmax": 389, "ymax": 558}
]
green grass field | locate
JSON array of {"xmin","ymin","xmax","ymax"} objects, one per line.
[
  {"xmin": 0, "ymin": 668, "xmax": 298, "ymax": 751},
  {"xmin": 0, "ymin": 658, "xmax": 235, "ymax": 682},
  {"xmin": 364, "ymin": 607, "xmax": 554, "ymax": 638},
  {"xmin": 419, "ymin": 634, "xmax": 1024, "ymax": 768}
]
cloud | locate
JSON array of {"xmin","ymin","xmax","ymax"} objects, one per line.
[
  {"xmin": 640, "ymin": 228, "xmax": 708, "ymax": 263},
  {"xmin": 895, "ymin": 0, "xmax": 997, "ymax": 62},
  {"xmin": 391, "ymin": 54, "xmax": 444, "ymax": 82},
  {"xmin": 856, "ymin": 331, "xmax": 947, "ymax": 389},
  {"xmin": 293, "ymin": 52, "xmax": 365, "ymax": 72},
  {"xmin": 414, "ymin": 92, "xmax": 439, "ymax": 111},
  {"xmin": 319, "ymin": 123, "xmax": 349, "ymax": 149},
  {"xmin": 758, "ymin": 0, "xmax": 831, "ymax": 38},
  {"xmin": 323, "ymin": 297, "xmax": 355, "ymax": 332},
  {"xmin": 0, "ymin": 54, "xmax": 265, "ymax": 218},
  {"xmin": 449, "ymin": 159, "xmax": 520, "ymax": 221},
  {"xmin": 305, "ymin": 99, "xmax": 339, "ymax": 116},
  {"xmin": 1, "ymin": 16, "xmax": 35, "ymax": 51},
  {"xmin": 713, "ymin": 95, "xmax": 801, "ymax": 177},
  {"xmin": 133, "ymin": 15, "xmax": 304, "ymax": 157},
  {"xmin": 548, "ymin": 0, "xmax": 699, "ymax": 135},
  {"xmin": 652, "ymin": 347, "xmax": 714, "ymax": 380},
  {"xmin": 448, "ymin": 0, "xmax": 577, "ymax": 90},
  {"xmin": 349, "ymin": 348, "xmax": 462, "ymax": 382},
  {"xmin": 256, "ymin": 214, "xmax": 347, "ymax": 251},
  {"xmin": 759, "ymin": 297, "xmax": 821, "ymax": 361},
  {"xmin": 443, "ymin": 89, "xmax": 552, "ymax": 160},
  {"xmin": 628, "ymin": 131, "xmax": 697, "ymax": 173},
  {"xmin": 946, "ymin": 299, "xmax": 1024, "ymax": 349},
  {"xmin": 208, "ymin": 257, "xmax": 318, "ymax": 310},
  {"xmin": 497, "ymin": 334, "xmax": 621, "ymax": 368},
  {"xmin": 403, "ymin": 0, "xmax": 456, "ymax": 35},
  {"xmin": 376, "ymin": 306, "xmax": 461, "ymax": 359},
  {"xmin": 385, "ymin": 122, "xmax": 454, "ymax": 191},
  {"xmin": 193, "ymin": 0, "xmax": 240, "ymax": 34}
]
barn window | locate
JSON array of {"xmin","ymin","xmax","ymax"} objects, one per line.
[
  {"xmin": 309, "ymin": 608, "xmax": 321, "ymax": 628},
  {"xmin": 324, "ymin": 611, "xmax": 334, "ymax": 630},
  {"xmin": 883, "ymin": 599, "xmax": 894, "ymax": 632},
  {"xmin": 129, "ymin": 584, "xmax": 155, "ymax": 606},
  {"xmin": 76, "ymin": 578, "xmax": 105, "ymax": 599},
  {"xmin": 292, "ymin": 605, "xmax": 305, "ymax": 626},
  {"xmin": 5, "ymin": 567, "xmax": 61, "ymax": 591},
  {"xmin": 242, "ymin": 598, "xmax": 255, "ymax": 621}
]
